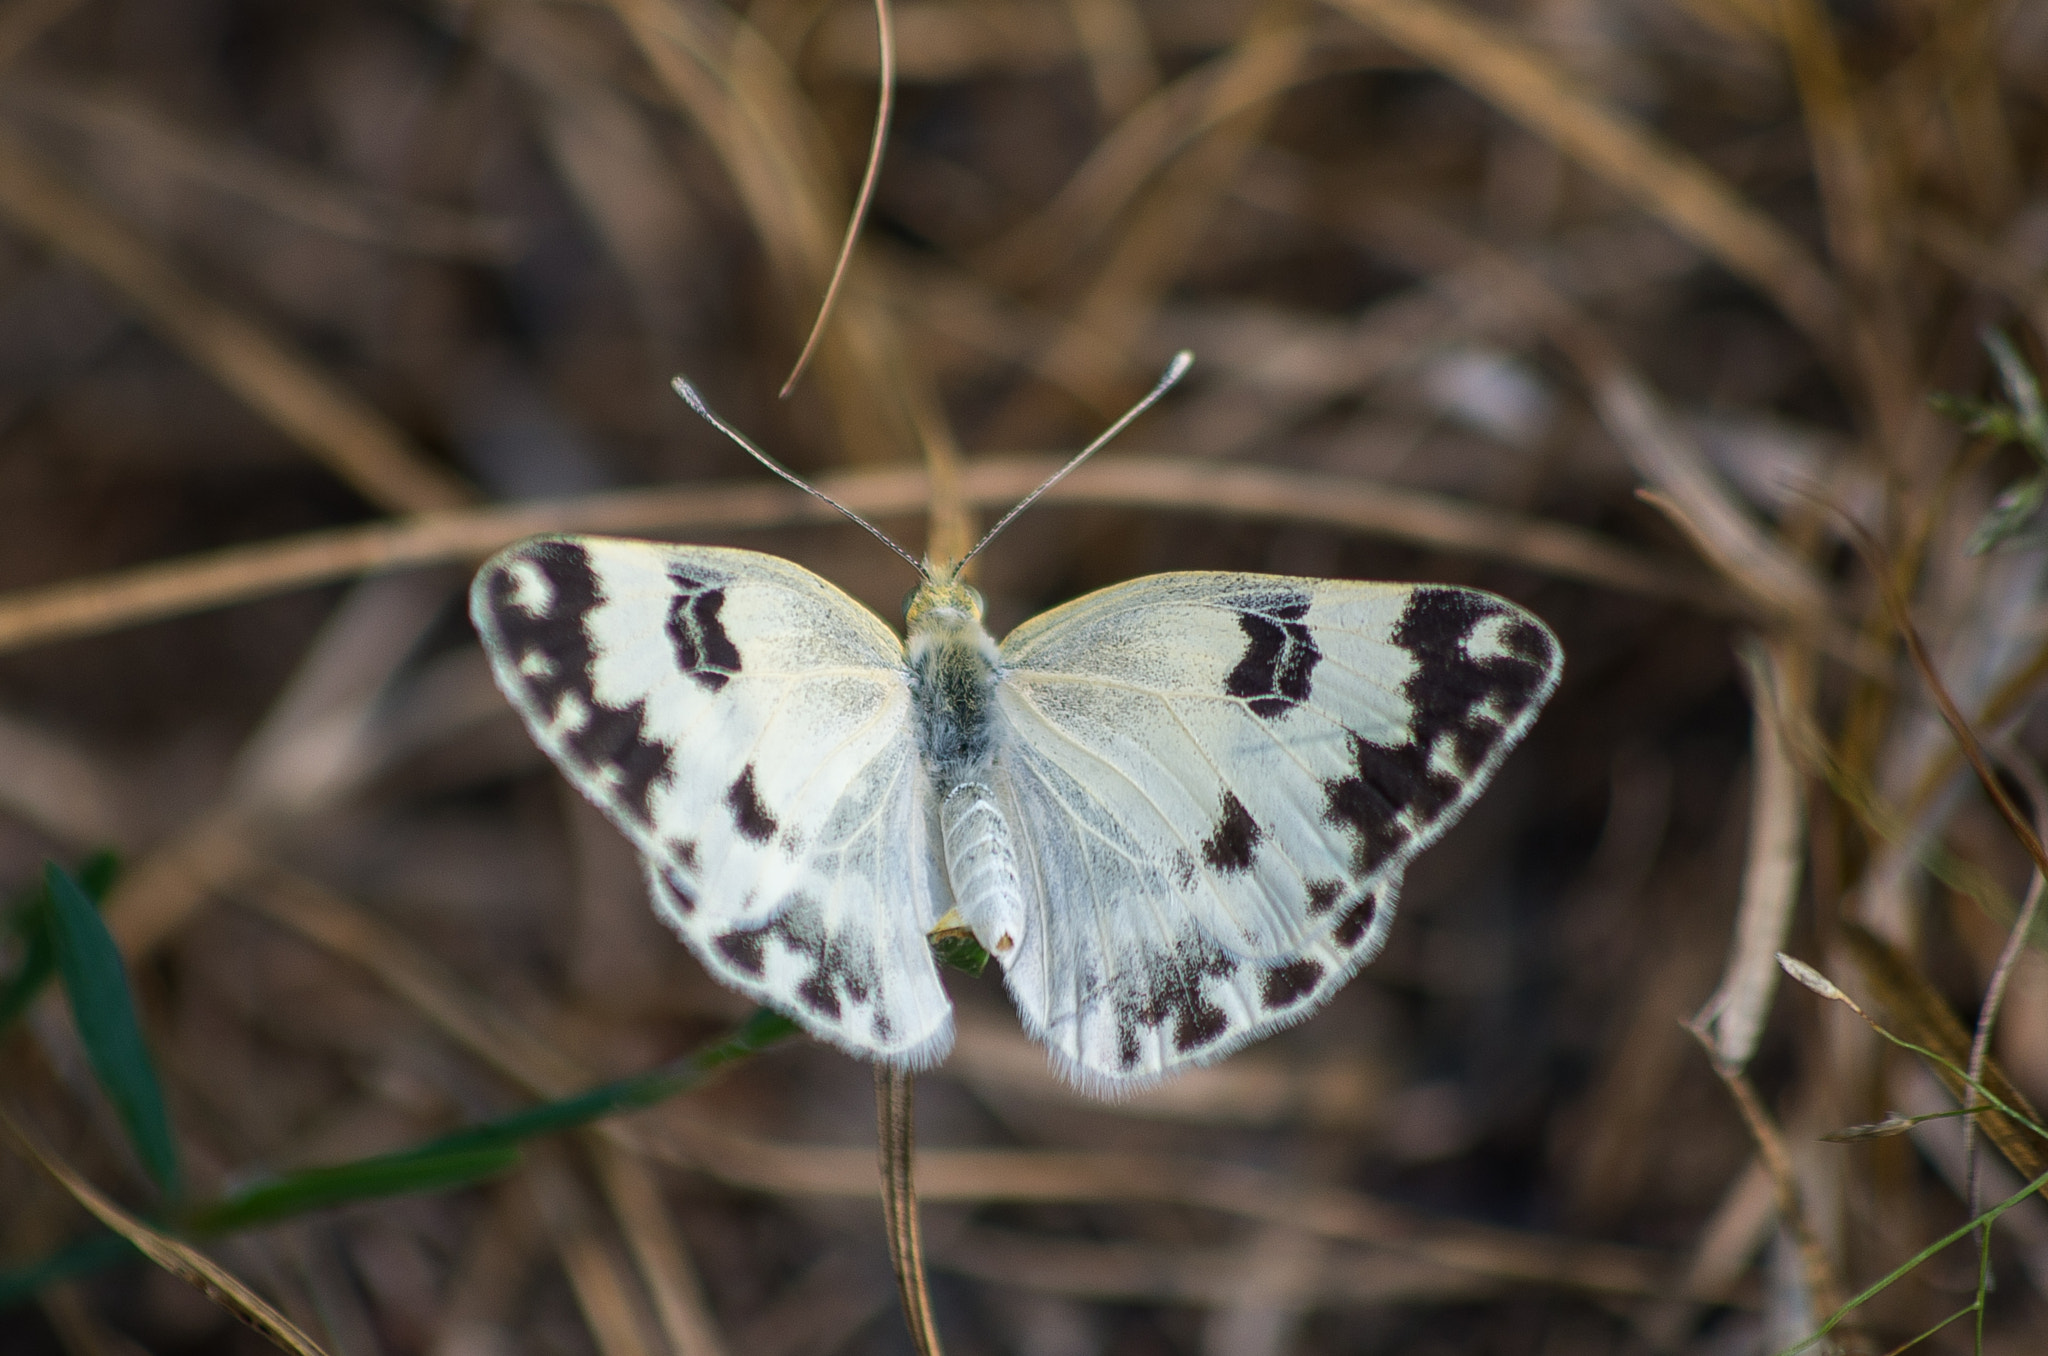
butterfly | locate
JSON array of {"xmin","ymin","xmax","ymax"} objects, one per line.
[{"xmin": 469, "ymin": 359, "xmax": 1561, "ymax": 1093}]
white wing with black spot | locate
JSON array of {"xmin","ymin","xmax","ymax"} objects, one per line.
[
  {"xmin": 470, "ymin": 537, "xmax": 953, "ymax": 1066},
  {"xmin": 987, "ymin": 573, "xmax": 1561, "ymax": 1090}
]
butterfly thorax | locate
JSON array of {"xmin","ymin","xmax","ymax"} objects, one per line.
[{"xmin": 904, "ymin": 574, "xmax": 1001, "ymax": 787}]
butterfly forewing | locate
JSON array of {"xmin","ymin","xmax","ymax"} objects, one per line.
[
  {"xmin": 470, "ymin": 537, "xmax": 954, "ymax": 1066},
  {"xmin": 991, "ymin": 573, "xmax": 1561, "ymax": 1088}
]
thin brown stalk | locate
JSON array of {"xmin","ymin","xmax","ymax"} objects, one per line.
[
  {"xmin": 0, "ymin": 457, "xmax": 1724, "ymax": 658},
  {"xmin": 876, "ymin": 1068, "xmax": 944, "ymax": 1356},
  {"xmin": 1683, "ymin": 1024, "xmax": 1849, "ymax": 1335},
  {"xmin": 1962, "ymin": 749, "xmax": 2048, "ymax": 1224},
  {"xmin": 1324, "ymin": 0, "xmax": 1845, "ymax": 359},
  {"xmin": 1841, "ymin": 521, "xmax": 2048, "ymax": 884},
  {"xmin": 0, "ymin": 1110, "xmax": 332, "ymax": 1356},
  {"xmin": 236, "ymin": 863, "xmax": 1680, "ymax": 1301},
  {"xmin": 0, "ymin": 127, "xmax": 471, "ymax": 514},
  {"xmin": 780, "ymin": 0, "xmax": 895, "ymax": 399}
]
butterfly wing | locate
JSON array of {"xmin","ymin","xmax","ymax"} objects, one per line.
[
  {"xmin": 990, "ymin": 573, "xmax": 1560, "ymax": 1089},
  {"xmin": 471, "ymin": 536, "xmax": 952, "ymax": 1066}
]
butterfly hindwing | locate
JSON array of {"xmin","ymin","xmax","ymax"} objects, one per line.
[
  {"xmin": 990, "ymin": 573, "xmax": 1560, "ymax": 1088},
  {"xmin": 470, "ymin": 537, "xmax": 954, "ymax": 1066}
]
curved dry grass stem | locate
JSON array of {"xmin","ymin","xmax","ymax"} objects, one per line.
[
  {"xmin": 1842, "ymin": 522, "xmax": 2048, "ymax": 882},
  {"xmin": 1963, "ymin": 749, "xmax": 2048, "ymax": 1225},
  {"xmin": 1, "ymin": 1110, "xmax": 333, "ymax": 1356},
  {"xmin": 876, "ymin": 1068, "xmax": 944, "ymax": 1356},
  {"xmin": 239, "ymin": 860, "xmax": 1680, "ymax": 1302},
  {"xmin": 0, "ymin": 457, "xmax": 1722, "ymax": 657},
  {"xmin": 0, "ymin": 127, "xmax": 471, "ymax": 514},
  {"xmin": 977, "ymin": 21, "xmax": 1320, "ymax": 289},
  {"xmin": 779, "ymin": 0, "xmax": 895, "ymax": 400},
  {"xmin": 1696, "ymin": 639, "xmax": 1810, "ymax": 1070},
  {"xmin": 1324, "ymin": 0, "xmax": 1845, "ymax": 358}
]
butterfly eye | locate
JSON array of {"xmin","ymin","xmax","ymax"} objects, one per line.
[
  {"xmin": 966, "ymin": 587, "xmax": 986, "ymax": 615},
  {"xmin": 902, "ymin": 586, "xmax": 921, "ymax": 615}
]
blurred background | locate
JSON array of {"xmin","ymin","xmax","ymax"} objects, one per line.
[{"xmin": 2, "ymin": 0, "xmax": 2047, "ymax": 1352}]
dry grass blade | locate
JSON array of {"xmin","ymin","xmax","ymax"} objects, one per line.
[
  {"xmin": 529, "ymin": 1151, "xmax": 659, "ymax": 1356},
  {"xmin": 1839, "ymin": 924, "xmax": 2048, "ymax": 1182},
  {"xmin": 100, "ymin": 811, "xmax": 261, "ymax": 960},
  {"xmin": 0, "ymin": 127, "xmax": 470, "ymax": 513},
  {"xmin": 0, "ymin": 1110, "xmax": 332, "ymax": 1356},
  {"xmin": 1454, "ymin": 241, "xmax": 1835, "ymax": 622},
  {"xmin": 1843, "ymin": 521, "xmax": 2048, "ymax": 883},
  {"xmin": 1696, "ymin": 640, "xmax": 1810, "ymax": 1068},
  {"xmin": 11, "ymin": 0, "xmax": 2048, "ymax": 1347},
  {"xmin": 238, "ymin": 865, "xmax": 585, "ymax": 1097},
  {"xmin": 780, "ymin": 0, "xmax": 895, "ymax": 399},
  {"xmin": 976, "ymin": 21, "xmax": 1321, "ymax": 289},
  {"xmin": 219, "ymin": 858, "xmax": 1678, "ymax": 1303},
  {"xmin": 1324, "ymin": 0, "xmax": 1844, "ymax": 356},
  {"xmin": 933, "ymin": 1226, "xmax": 1493, "ymax": 1308},
  {"xmin": 1014, "ymin": 10, "xmax": 1307, "ymax": 416},
  {"xmin": 0, "ymin": 77, "xmax": 519, "ymax": 259},
  {"xmin": 601, "ymin": 0, "xmax": 933, "ymax": 469},
  {"xmin": 876, "ymin": 1069, "xmax": 944, "ymax": 1356},
  {"xmin": 1061, "ymin": 0, "xmax": 1158, "ymax": 117},
  {"xmin": 1768, "ymin": 0, "xmax": 1919, "ymax": 454},
  {"xmin": 590, "ymin": 1144, "xmax": 733, "ymax": 1356},
  {"xmin": 0, "ymin": 456, "xmax": 1716, "ymax": 657},
  {"xmin": 652, "ymin": 1131, "xmax": 1679, "ymax": 1298}
]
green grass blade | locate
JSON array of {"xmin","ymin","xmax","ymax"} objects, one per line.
[
  {"xmin": 188, "ymin": 1006, "xmax": 794, "ymax": 1231},
  {"xmin": 1776, "ymin": 1168, "xmax": 2048, "ymax": 1355},
  {"xmin": 425, "ymin": 1005, "xmax": 800, "ymax": 1155},
  {"xmin": 44, "ymin": 862, "xmax": 181, "ymax": 1199},
  {"xmin": 0, "ymin": 854, "xmax": 115, "ymax": 1033},
  {"xmin": 185, "ymin": 1145, "xmax": 520, "ymax": 1236},
  {"xmin": 0, "ymin": 1006, "xmax": 797, "ymax": 1303}
]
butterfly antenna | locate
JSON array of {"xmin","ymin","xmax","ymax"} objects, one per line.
[
  {"xmin": 672, "ymin": 376, "xmax": 928, "ymax": 577},
  {"xmin": 957, "ymin": 350, "xmax": 1192, "ymax": 569}
]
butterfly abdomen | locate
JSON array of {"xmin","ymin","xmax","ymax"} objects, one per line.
[{"xmin": 939, "ymin": 782, "xmax": 1024, "ymax": 956}]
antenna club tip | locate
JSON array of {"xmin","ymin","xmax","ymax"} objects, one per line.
[
  {"xmin": 670, "ymin": 375, "xmax": 708, "ymax": 410},
  {"xmin": 1168, "ymin": 350, "xmax": 1194, "ymax": 375}
]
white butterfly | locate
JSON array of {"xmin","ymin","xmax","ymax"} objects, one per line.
[{"xmin": 470, "ymin": 365, "xmax": 1561, "ymax": 1094}]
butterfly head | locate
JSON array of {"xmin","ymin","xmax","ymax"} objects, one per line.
[{"xmin": 904, "ymin": 560, "xmax": 985, "ymax": 637}]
